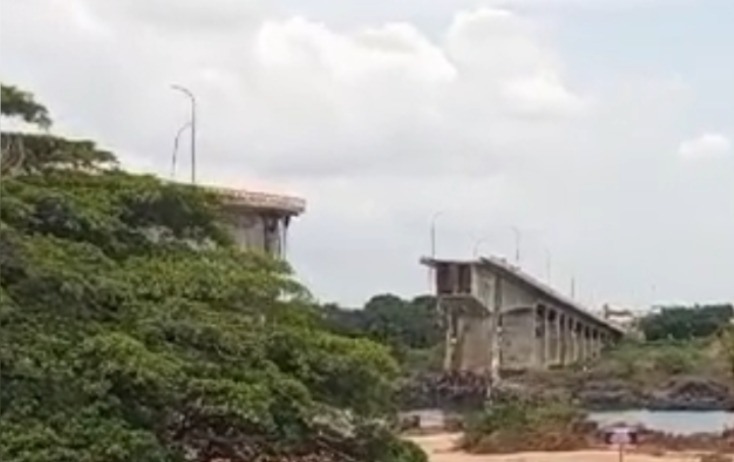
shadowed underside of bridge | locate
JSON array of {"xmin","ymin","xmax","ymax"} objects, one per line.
[{"xmin": 421, "ymin": 256, "xmax": 624, "ymax": 375}]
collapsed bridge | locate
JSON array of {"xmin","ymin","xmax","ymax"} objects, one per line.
[{"xmin": 421, "ymin": 256, "xmax": 624, "ymax": 376}]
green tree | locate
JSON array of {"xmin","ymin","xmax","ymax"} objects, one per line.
[
  {"xmin": 0, "ymin": 83, "xmax": 424, "ymax": 462},
  {"xmin": 320, "ymin": 294, "xmax": 443, "ymax": 358},
  {"xmin": 1, "ymin": 84, "xmax": 52, "ymax": 129},
  {"xmin": 640, "ymin": 304, "xmax": 733, "ymax": 341}
]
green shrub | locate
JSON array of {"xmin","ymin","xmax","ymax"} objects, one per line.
[{"xmin": 462, "ymin": 398, "xmax": 586, "ymax": 453}]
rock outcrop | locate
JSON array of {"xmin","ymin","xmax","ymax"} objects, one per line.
[{"xmin": 577, "ymin": 376, "xmax": 734, "ymax": 411}]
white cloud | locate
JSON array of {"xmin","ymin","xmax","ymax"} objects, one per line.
[
  {"xmin": 678, "ymin": 133, "xmax": 731, "ymax": 160},
  {"xmin": 4, "ymin": 0, "xmax": 734, "ymax": 309}
]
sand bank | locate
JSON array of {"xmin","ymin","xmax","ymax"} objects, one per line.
[{"xmin": 409, "ymin": 433, "xmax": 709, "ymax": 462}]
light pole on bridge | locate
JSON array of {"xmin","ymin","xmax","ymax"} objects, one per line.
[{"xmin": 170, "ymin": 84, "xmax": 197, "ymax": 184}]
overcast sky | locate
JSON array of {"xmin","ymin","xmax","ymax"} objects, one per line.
[{"xmin": 4, "ymin": 0, "xmax": 734, "ymax": 309}]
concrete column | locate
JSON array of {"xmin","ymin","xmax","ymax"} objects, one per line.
[
  {"xmin": 578, "ymin": 325, "xmax": 585, "ymax": 361},
  {"xmin": 458, "ymin": 310, "xmax": 493, "ymax": 373},
  {"xmin": 595, "ymin": 331, "xmax": 603, "ymax": 357},
  {"xmin": 575, "ymin": 323, "xmax": 583, "ymax": 362},
  {"xmin": 556, "ymin": 313, "xmax": 563, "ymax": 364},
  {"xmin": 442, "ymin": 301, "xmax": 454, "ymax": 370},
  {"xmin": 593, "ymin": 330, "xmax": 601, "ymax": 358},
  {"xmin": 591, "ymin": 329, "xmax": 597, "ymax": 357},
  {"xmin": 568, "ymin": 319, "xmax": 576, "ymax": 364},
  {"xmin": 588, "ymin": 329, "xmax": 595, "ymax": 359},
  {"xmin": 590, "ymin": 328, "xmax": 597, "ymax": 358},
  {"xmin": 535, "ymin": 306, "xmax": 546, "ymax": 368},
  {"xmin": 581, "ymin": 326, "xmax": 590, "ymax": 361},
  {"xmin": 559, "ymin": 314, "xmax": 567, "ymax": 366},
  {"xmin": 545, "ymin": 309, "xmax": 553, "ymax": 367},
  {"xmin": 489, "ymin": 273, "xmax": 502, "ymax": 385},
  {"xmin": 550, "ymin": 310, "xmax": 560, "ymax": 366},
  {"xmin": 455, "ymin": 315, "xmax": 467, "ymax": 368}
]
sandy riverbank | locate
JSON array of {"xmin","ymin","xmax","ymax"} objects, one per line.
[{"xmin": 408, "ymin": 433, "xmax": 710, "ymax": 462}]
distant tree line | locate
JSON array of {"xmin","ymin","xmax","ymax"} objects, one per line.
[
  {"xmin": 640, "ymin": 304, "xmax": 734, "ymax": 341},
  {"xmin": 320, "ymin": 294, "xmax": 443, "ymax": 360},
  {"xmin": 320, "ymin": 296, "xmax": 734, "ymax": 352}
]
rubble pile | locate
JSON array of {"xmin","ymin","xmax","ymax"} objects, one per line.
[{"xmin": 398, "ymin": 371, "xmax": 490, "ymax": 411}]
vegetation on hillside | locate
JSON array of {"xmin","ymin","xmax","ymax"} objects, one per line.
[
  {"xmin": 0, "ymin": 84, "xmax": 425, "ymax": 462},
  {"xmin": 587, "ymin": 337, "xmax": 727, "ymax": 382},
  {"xmin": 640, "ymin": 304, "xmax": 733, "ymax": 341},
  {"xmin": 462, "ymin": 398, "xmax": 588, "ymax": 453},
  {"xmin": 321, "ymin": 294, "xmax": 443, "ymax": 370}
]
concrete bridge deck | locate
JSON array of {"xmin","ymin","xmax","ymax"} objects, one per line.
[{"xmin": 421, "ymin": 256, "xmax": 624, "ymax": 374}]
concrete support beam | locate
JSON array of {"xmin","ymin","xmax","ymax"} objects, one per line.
[
  {"xmin": 592, "ymin": 329, "xmax": 598, "ymax": 358},
  {"xmin": 575, "ymin": 323, "xmax": 584, "ymax": 362},
  {"xmin": 501, "ymin": 307, "xmax": 537, "ymax": 370},
  {"xmin": 568, "ymin": 317, "xmax": 576, "ymax": 364},
  {"xmin": 442, "ymin": 300, "xmax": 455, "ymax": 371},
  {"xmin": 594, "ymin": 330, "xmax": 603, "ymax": 357},
  {"xmin": 548, "ymin": 310, "xmax": 554, "ymax": 366},
  {"xmin": 535, "ymin": 306, "xmax": 546, "ymax": 368},
  {"xmin": 559, "ymin": 314, "xmax": 567, "ymax": 366},
  {"xmin": 594, "ymin": 330, "xmax": 601, "ymax": 358},
  {"xmin": 548, "ymin": 309, "xmax": 561, "ymax": 366}
]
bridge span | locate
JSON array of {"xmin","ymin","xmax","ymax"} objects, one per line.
[{"xmin": 421, "ymin": 256, "xmax": 624, "ymax": 376}]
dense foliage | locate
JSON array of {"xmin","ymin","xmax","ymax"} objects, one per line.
[
  {"xmin": 0, "ymin": 84, "xmax": 425, "ymax": 462},
  {"xmin": 321, "ymin": 294, "xmax": 442, "ymax": 361},
  {"xmin": 593, "ymin": 339, "xmax": 711, "ymax": 379},
  {"xmin": 1, "ymin": 84, "xmax": 52, "ymax": 129},
  {"xmin": 640, "ymin": 304, "xmax": 733, "ymax": 341},
  {"xmin": 462, "ymin": 398, "xmax": 587, "ymax": 453}
]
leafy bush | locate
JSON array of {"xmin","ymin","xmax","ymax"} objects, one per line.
[
  {"xmin": 591, "ymin": 339, "xmax": 708, "ymax": 382},
  {"xmin": 462, "ymin": 398, "xmax": 586, "ymax": 452},
  {"xmin": 320, "ymin": 294, "xmax": 443, "ymax": 358}
]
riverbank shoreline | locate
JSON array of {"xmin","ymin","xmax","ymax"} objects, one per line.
[
  {"xmin": 401, "ymin": 407, "xmax": 734, "ymax": 454},
  {"xmin": 400, "ymin": 373, "xmax": 734, "ymax": 414},
  {"xmin": 408, "ymin": 433, "xmax": 731, "ymax": 462},
  {"xmin": 402, "ymin": 408, "xmax": 734, "ymax": 435},
  {"xmin": 577, "ymin": 376, "xmax": 734, "ymax": 412}
]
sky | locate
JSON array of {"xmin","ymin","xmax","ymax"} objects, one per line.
[{"xmin": 3, "ymin": 0, "xmax": 734, "ymax": 310}]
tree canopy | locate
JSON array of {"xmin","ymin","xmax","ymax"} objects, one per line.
[
  {"xmin": 1, "ymin": 84, "xmax": 52, "ymax": 129},
  {"xmin": 321, "ymin": 294, "xmax": 443, "ymax": 357},
  {"xmin": 0, "ymin": 83, "xmax": 425, "ymax": 462},
  {"xmin": 640, "ymin": 304, "xmax": 734, "ymax": 341}
]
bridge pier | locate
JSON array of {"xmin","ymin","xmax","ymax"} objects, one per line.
[
  {"xmin": 550, "ymin": 309, "xmax": 562, "ymax": 366},
  {"xmin": 568, "ymin": 318, "xmax": 577, "ymax": 364},
  {"xmin": 558, "ymin": 313, "xmax": 569, "ymax": 366},
  {"xmin": 535, "ymin": 306, "xmax": 546, "ymax": 368}
]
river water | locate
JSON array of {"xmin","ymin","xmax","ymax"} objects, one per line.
[
  {"xmin": 405, "ymin": 409, "xmax": 734, "ymax": 435},
  {"xmin": 588, "ymin": 410, "xmax": 734, "ymax": 435}
]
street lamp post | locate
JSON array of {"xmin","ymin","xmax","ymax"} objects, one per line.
[
  {"xmin": 430, "ymin": 211, "xmax": 444, "ymax": 259},
  {"xmin": 511, "ymin": 226, "xmax": 521, "ymax": 264},
  {"xmin": 428, "ymin": 211, "xmax": 444, "ymax": 293},
  {"xmin": 170, "ymin": 121, "xmax": 191, "ymax": 180},
  {"xmin": 545, "ymin": 247, "xmax": 552, "ymax": 282},
  {"xmin": 171, "ymin": 85, "xmax": 197, "ymax": 184}
]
